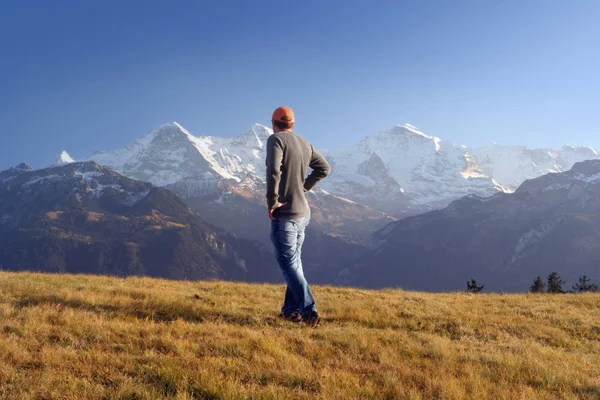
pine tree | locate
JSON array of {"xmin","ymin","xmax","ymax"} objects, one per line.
[
  {"xmin": 467, "ymin": 278, "xmax": 484, "ymax": 293},
  {"xmin": 530, "ymin": 276, "xmax": 545, "ymax": 293},
  {"xmin": 547, "ymin": 272, "xmax": 566, "ymax": 294},
  {"xmin": 572, "ymin": 275, "xmax": 599, "ymax": 293}
]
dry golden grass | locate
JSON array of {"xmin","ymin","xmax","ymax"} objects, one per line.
[
  {"xmin": 45, "ymin": 211, "xmax": 64, "ymax": 220},
  {"xmin": 142, "ymin": 210, "xmax": 188, "ymax": 230},
  {"xmin": 0, "ymin": 271, "xmax": 599, "ymax": 399},
  {"xmin": 86, "ymin": 212, "xmax": 104, "ymax": 223}
]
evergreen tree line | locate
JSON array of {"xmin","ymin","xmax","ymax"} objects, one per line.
[
  {"xmin": 530, "ymin": 273, "xmax": 599, "ymax": 294},
  {"xmin": 465, "ymin": 274, "xmax": 599, "ymax": 294}
]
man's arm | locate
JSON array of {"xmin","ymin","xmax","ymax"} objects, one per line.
[
  {"xmin": 304, "ymin": 145, "xmax": 331, "ymax": 192},
  {"xmin": 265, "ymin": 135, "xmax": 284, "ymax": 209}
]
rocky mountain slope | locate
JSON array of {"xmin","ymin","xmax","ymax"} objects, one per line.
[
  {"xmin": 0, "ymin": 161, "xmax": 280, "ymax": 282},
  {"xmin": 344, "ymin": 160, "xmax": 600, "ymax": 291}
]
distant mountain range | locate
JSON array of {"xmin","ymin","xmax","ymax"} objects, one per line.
[
  {"xmin": 58, "ymin": 121, "xmax": 599, "ymax": 219},
  {"xmin": 344, "ymin": 159, "xmax": 600, "ymax": 291},
  {"xmin": 1, "ymin": 121, "xmax": 598, "ymax": 291},
  {"xmin": 53, "ymin": 122, "xmax": 599, "ymax": 246}
]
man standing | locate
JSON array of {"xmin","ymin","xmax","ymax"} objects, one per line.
[{"xmin": 266, "ymin": 106, "xmax": 330, "ymax": 327}]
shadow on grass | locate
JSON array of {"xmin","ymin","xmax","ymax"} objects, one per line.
[
  {"xmin": 576, "ymin": 385, "xmax": 600, "ymax": 398},
  {"xmin": 324, "ymin": 315, "xmax": 403, "ymax": 330},
  {"xmin": 13, "ymin": 294, "xmax": 274, "ymax": 327}
]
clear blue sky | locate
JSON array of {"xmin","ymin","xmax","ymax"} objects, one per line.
[{"xmin": 1, "ymin": 0, "xmax": 599, "ymax": 170}]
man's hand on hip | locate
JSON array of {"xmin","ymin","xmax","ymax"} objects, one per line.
[{"xmin": 268, "ymin": 202, "xmax": 288, "ymax": 221}]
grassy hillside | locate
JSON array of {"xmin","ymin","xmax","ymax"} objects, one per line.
[{"xmin": 0, "ymin": 271, "xmax": 599, "ymax": 399}]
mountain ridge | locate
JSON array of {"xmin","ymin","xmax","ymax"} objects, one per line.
[{"xmin": 56, "ymin": 121, "xmax": 600, "ymax": 218}]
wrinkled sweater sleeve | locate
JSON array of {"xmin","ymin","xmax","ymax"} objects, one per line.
[
  {"xmin": 304, "ymin": 145, "xmax": 331, "ymax": 192},
  {"xmin": 265, "ymin": 134, "xmax": 284, "ymax": 209}
]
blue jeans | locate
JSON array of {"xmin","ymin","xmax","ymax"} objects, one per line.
[{"xmin": 270, "ymin": 215, "xmax": 316, "ymax": 316}]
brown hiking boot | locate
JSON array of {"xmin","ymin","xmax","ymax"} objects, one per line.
[
  {"xmin": 281, "ymin": 310, "xmax": 303, "ymax": 323},
  {"xmin": 304, "ymin": 311, "xmax": 321, "ymax": 328}
]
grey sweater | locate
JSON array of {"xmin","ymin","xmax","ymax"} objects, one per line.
[{"xmin": 265, "ymin": 130, "xmax": 331, "ymax": 218}]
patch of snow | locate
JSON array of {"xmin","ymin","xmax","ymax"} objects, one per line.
[
  {"xmin": 510, "ymin": 220, "xmax": 557, "ymax": 264},
  {"xmin": 86, "ymin": 183, "xmax": 123, "ymax": 198},
  {"xmin": 0, "ymin": 175, "xmax": 15, "ymax": 184},
  {"xmin": 23, "ymin": 174, "xmax": 61, "ymax": 187},
  {"xmin": 542, "ymin": 183, "xmax": 572, "ymax": 192},
  {"xmin": 461, "ymin": 170, "xmax": 488, "ymax": 179},
  {"xmin": 212, "ymin": 190, "xmax": 233, "ymax": 205},
  {"xmin": 76, "ymin": 171, "xmax": 102, "ymax": 178},
  {"xmin": 574, "ymin": 172, "xmax": 600, "ymax": 184},
  {"xmin": 123, "ymin": 189, "xmax": 151, "ymax": 206}
]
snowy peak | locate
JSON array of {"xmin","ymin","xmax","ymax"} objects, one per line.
[
  {"xmin": 385, "ymin": 124, "xmax": 441, "ymax": 151},
  {"xmin": 355, "ymin": 124, "xmax": 442, "ymax": 156},
  {"xmin": 231, "ymin": 124, "xmax": 273, "ymax": 149},
  {"xmin": 173, "ymin": 121, "xmax": 191, "ymax": 134},
  {"xmin": 54, "ymin": 150, "xmax": 75, "ymax": 166},
  {"xmin": 388, "ymin": 124, "xmax": 438, "ymax": 140},
  {"xmin": 249, "ymin": 123, "xmax": 272, "ymax": 138},
  {"xmin": 146, "ymin": 122, "xmax": 197, "ymax": 145}
]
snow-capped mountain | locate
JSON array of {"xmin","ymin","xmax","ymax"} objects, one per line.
[
  {"xmin": 58, "ymin": 122, "xmax": 599, "ymax": 220},
  {"xmin": 322, "ymin": 124, "xmax": 600, "ymax": 215},
  {"xmin": 322, "ymin": 124, "xmax": 507, "ymax": 215},
  {"xmin": 88, "ymin": 122, "xmax": 270, "ymax": 187},
  {"xmin": 53, "ymin": 150, "xmax": 75, "ymax": 167}
]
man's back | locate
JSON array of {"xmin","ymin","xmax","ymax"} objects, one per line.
[
  {"xmin": 266, "ymin": 105, "xmax": 327, "ymax": 328},
  {"xmin": 265, "ymin": 130, "xmax": 330, "ymax": 218}
]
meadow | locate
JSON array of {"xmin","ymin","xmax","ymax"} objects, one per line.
[{"xmin": 0, "ymin": 271, "xmax": 599, "ymax": 399}]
